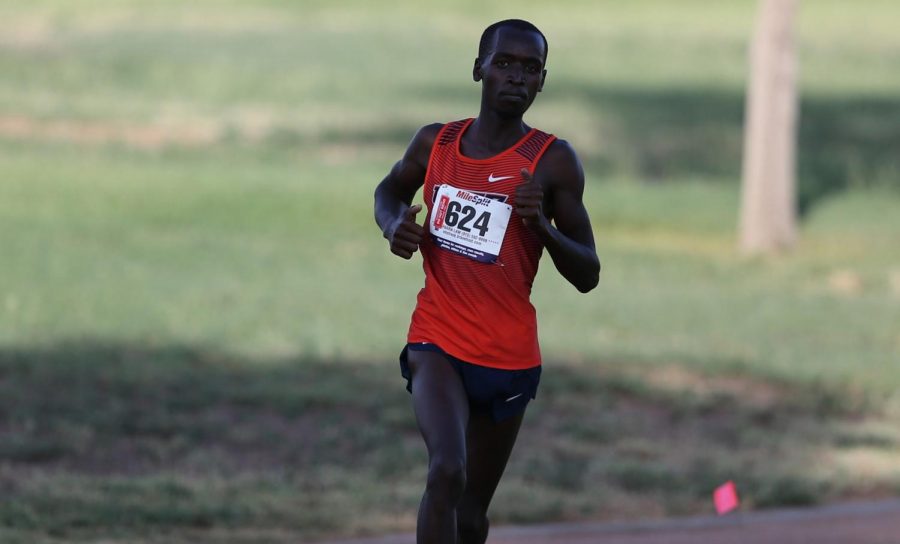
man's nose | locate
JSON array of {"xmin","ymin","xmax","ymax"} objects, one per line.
[{"xmin": 508, "ymin": 65, "xmax": 525, "ymax": 84}]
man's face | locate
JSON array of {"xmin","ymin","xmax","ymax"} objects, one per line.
[{"xmin": 475, "ymin": 28, "xmax": 547, "ymax": 118}]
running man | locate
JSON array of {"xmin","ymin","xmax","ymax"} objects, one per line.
[{"xmin": 373, "ymin": 19, "xmax": 600, "ymax": 544}]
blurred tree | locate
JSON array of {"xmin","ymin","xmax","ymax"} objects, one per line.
[{"xmin": 739, "ymin": 0, "xmax": 798, "ymax": 255}]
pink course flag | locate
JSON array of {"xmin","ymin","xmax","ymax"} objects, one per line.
[{"xmin": 714, "ymin": 481, "xmax": 740, "ymax": 515}]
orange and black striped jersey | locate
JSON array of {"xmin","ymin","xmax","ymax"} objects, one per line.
[{"xmin": 407, "ymin": 118, "xmax": 556, "ymax": 370}]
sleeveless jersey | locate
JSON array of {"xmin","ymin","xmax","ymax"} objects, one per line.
[{"xmin": 407, "ymin": 118, "xmax": 556, "ymax": 370}]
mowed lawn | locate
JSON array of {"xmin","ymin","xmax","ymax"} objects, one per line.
[{"xmin": 1, "ymin": 1, "xmax": 899, "ymax": 543}]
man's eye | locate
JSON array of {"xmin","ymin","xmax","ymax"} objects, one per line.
[
  {"xmin": 496, "ymin": 60, "xmax": 509, "ymax": 68},
  {"xmin": 527, "ymin": 65, "xmax": 540, "ymax": 73}
]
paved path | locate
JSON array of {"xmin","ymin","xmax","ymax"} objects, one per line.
[{"xmin": 318, "ymin": 499, "xmax": 900, "ymax": 544}]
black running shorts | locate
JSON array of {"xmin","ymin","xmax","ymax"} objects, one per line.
[{"xmin": 399, "ymin": 342, "xmax": 542, "ymax": 422}]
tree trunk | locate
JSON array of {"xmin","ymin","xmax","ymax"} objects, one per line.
[{"xmin": 739, "ymin": 0, "xmax": 799, "ymax": 255}]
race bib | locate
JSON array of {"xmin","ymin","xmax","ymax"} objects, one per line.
[{"xmin": 429, "ymin": 184, "xmax": 512, "ymax": 263}]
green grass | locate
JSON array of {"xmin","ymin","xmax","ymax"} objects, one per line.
[{"xmin": 1, "ymin": 0, "xmax": 899, "ymax": 542}]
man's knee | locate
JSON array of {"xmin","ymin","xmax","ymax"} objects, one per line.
[
  {"xmin": 457, "ymin": 511, "xmax": 489, "ymax": 544},
  {"xmin": 426, "ymin": 455, "xmax": 466, "ymax": 500}
]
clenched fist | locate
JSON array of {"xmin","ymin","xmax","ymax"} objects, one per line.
[
  {"xmin": 514, "ymin": 168, "xmax": 546, "ymax": 230},
  {"xmin": 386, "ymin": 204, "xmax": 425, "ymax": 259}
]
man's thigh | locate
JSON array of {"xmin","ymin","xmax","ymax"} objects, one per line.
[
  {"xmin": 407, "ymin": 349, "xmax": 470, "ymax": 458},
  {"xmin": 460, "ymin": 408, "xmax": 525, "ymax": 510}
]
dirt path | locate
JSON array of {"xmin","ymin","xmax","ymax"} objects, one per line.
[{"xmin": 318, "ymin": 499, "xmax": 900, "ymax": 544}]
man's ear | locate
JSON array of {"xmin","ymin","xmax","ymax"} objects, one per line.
[
  {"xmin": 473, "ymin": 58, "xmax": 483, "ymax": 82},
  {"xmin": 538, "ymin": 69, "xmax": 547, "ymax": 92}
]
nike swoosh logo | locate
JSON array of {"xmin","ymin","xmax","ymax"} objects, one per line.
[
  {"xmin": 505, "ymin": 393, "xmax": 524, "ymax": 403},
  {"xmin": 488, "ymin": 173, "xmax": 513, "ymax": 183}
]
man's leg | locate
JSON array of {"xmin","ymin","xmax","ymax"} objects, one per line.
[
  {"xmin": 407, "ymin": 350, "xmax": 470, "ymax": 544},
  {"xmin": 456, "ymin": 410, "xmax": 525, "ymax": 544}
]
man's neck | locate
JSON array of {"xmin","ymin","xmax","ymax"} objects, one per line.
[{"xmin": 468, "ymin": 110, "xmax": 529, "ymax": 153}]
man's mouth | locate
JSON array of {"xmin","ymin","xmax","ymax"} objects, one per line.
[{"xmin": 499, "ymin": 91, "xmax": 527, "ymax": 102}]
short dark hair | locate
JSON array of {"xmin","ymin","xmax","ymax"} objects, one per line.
[{"xmin": 478, "ymin": 19, "xmax": 548, "ymax": 64}]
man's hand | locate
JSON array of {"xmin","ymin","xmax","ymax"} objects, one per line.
[
  {"xmin": 386, "ymin": 204, "xmax": 424, "ymax": 259},
  {"xmin": 515, "ymin": 168, "xmax": 547, "ymax": 231}
]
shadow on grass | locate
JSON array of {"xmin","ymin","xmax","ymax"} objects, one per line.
[
  {"xmin": 0, "ymin": 341, "xmax": 895, "ymax": 540},
  {"xmin": 0, "ymin": 342, "xmax": 412, "ymax": 472},
  {"xmin": 0, "ymin": 342, "xmax": 421, "ymax": 541}
]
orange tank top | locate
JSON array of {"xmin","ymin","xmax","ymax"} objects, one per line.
[{"xmin": 407, "ymin": 118, "xmax": 556, "ymax": 370}]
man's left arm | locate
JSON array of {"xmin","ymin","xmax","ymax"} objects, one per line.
[{"xmin": 515, "ymin": 140, "xmax": 600, "ymax": 293}]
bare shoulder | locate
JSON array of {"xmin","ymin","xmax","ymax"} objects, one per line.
[
  {"xmin": 404, "ymin": 122, "xmax": 444, "ymax": 168},
  {"xmin": 535, "ymin": 138, "xmax": 585, "ymax": 190},
  {"xmin": 421, "ymin": 122, "xmax": 444, "ymax": 137},
  {"xmin": 544, "ymin": 138, "xmax": 579, "ymax": 162},
  {"xmin": 385, "ymin": 122, "xmax": 445, "ymax": 192},
  {"xmin": 414, "ymin": 122, "xmax": 443, "ymax": 145}
]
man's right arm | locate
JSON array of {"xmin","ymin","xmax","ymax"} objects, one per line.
[{"xmin": 374, "ymin": 123, "xmax": 441, "ymax": 259}]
